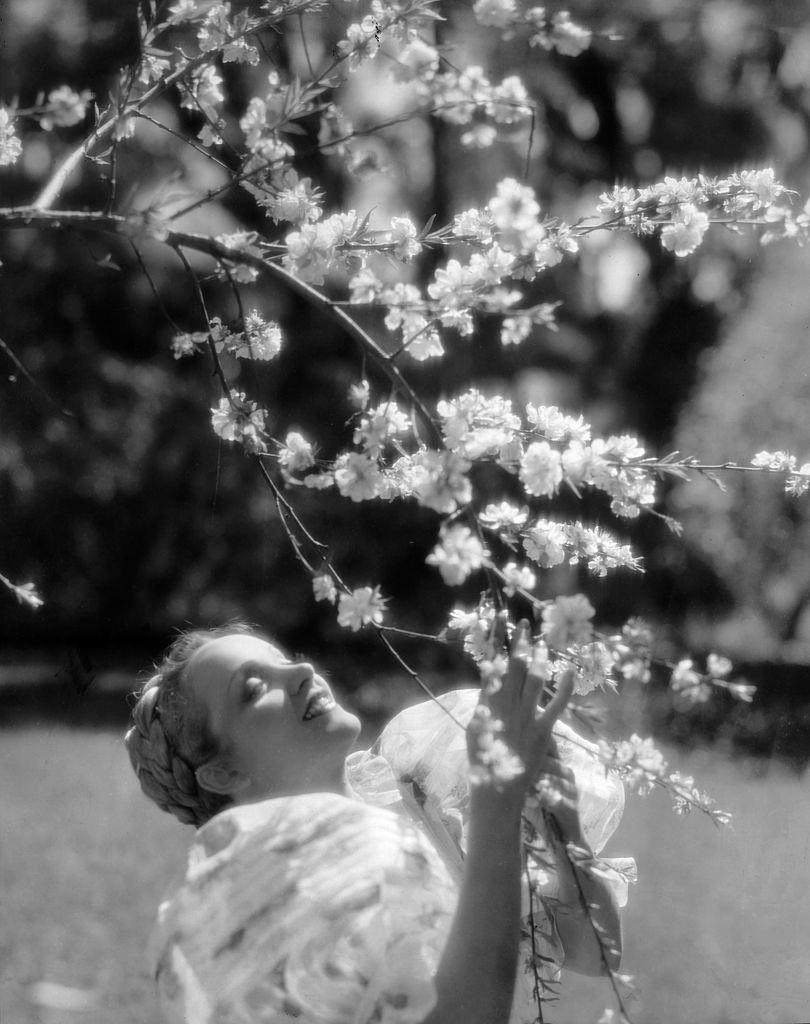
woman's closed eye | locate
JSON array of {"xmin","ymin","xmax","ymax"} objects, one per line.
[{"xmin": 243, "ymin": 675, "xmax": 270, "ymax": 702}]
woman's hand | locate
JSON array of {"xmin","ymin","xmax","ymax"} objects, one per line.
[
  {"xmin": 467, "ymin": 616, "xmax": 575, "ymax": 797},
  {"xmin": 532, "ymin": 738, "xmax": 586, "ymax": 843}
]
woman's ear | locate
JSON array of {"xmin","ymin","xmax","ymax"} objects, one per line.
[{"xmin": 196, "ymin": 761, "xmax": 251, "ymax": 796}]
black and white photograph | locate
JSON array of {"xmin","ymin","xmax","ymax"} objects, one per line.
[{"xmin": 1, "ymin": 2, "xmax": 809, "ymax": 1022}]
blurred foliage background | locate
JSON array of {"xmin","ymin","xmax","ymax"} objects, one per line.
[{"xmin": 1, "ymin": 0, "xmax": 810, "ymax": 706}]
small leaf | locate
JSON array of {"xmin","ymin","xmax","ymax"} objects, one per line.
[
  {"xmin": 419, "ymin": 213, "xmax": 437, "ymax": 238},
  {"xmin": 701, "ymin": 470, "xmax": 728, "ymax": 492}
]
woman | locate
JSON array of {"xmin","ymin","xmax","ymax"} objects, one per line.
[{"xmin": 126, "ymin": 621, "xmax": 633, "ymax": 1024}]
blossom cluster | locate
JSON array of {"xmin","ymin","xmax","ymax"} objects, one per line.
[
  {"xmin": 598, "ymin": 733, "xmax": 668, "ymax": 797},
  {"xmin": 751, "ymin": 449, "xmax": 810, "ymax": 496},
  {"xmin": 670, "ymin": 654, "xmax": 755, "ymax": 706},
  {"xmin": 210, "ymin": 391, "xmax": 267, "ymax": 453},
  {"xmin": 471, "ymin": 1, "xmax": 592, "ymax": 57},
  {"xmin": 342, "ymin": 180, "xmax": 577, "ymax": 360},
  {"xmin": 0, "ymin": 85, "xmax": 91, "ymax": 167},
  {"xmin": 522, "ymin": 519, "xmax": 642, "ymax": 576},
  {"xmin": 172, "ymin": 312, "xmax": 282, "ymax": 363},
  {"xmin": 597, "ymin": 170, "xmax": 790, "ymax": 255},
  {"xmin": 598, "ymin": 729, "xmax": 729, "ymax": 822}
]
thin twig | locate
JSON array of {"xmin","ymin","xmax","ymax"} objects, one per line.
[
  {"xmin": 129, "ymin": 241, "xmax": 183, "ymax": 333},
  {"xmin": 32, "ymin": 0, "xmax": 319, "ymax": 211},
  {"xmin": 0, "ymin": 335, "xmax": 76, "ymax": 420}
]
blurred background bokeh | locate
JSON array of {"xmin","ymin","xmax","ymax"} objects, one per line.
[{"xmin": 1, "ymin": 1, "xmax": 809, "ymax": 1022}]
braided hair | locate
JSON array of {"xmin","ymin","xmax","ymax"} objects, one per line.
[{"xmin": 125, "ymin": 623, "xmax": 264, "ymax": 827}]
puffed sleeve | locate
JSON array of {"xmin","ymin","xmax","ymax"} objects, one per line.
[
  {"xmin": 148, "ymin": 794, "xmax": 457, "ymax": 1024},
  {"xmin": 532, "ymin": 720, "xmax": 638, "ymax": 908},
  {"xmin": 373, "ymin": 689, "xmax": 636, "ymax": 1000}
]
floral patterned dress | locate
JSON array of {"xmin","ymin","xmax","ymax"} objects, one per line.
[{"xmin": 148, "ymin": 690, "xmax": 635, "ymax": 1024}]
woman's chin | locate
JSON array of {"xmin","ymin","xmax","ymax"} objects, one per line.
[
  {"xmin": 330, "ymin": 705, "xmax": 362, "ymax": 740},
  {"xmin": 308, "ymin": 702, "xmax": 361, "ymax": 740}
]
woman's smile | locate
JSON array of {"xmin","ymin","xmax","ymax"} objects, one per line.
[
  {"xmin": 302, "ymin": 687, "xmax": 336, "ymax": 721},
  {"xmin": 186, "ymin": 634, "xmax": 361, "ymax": 799}
]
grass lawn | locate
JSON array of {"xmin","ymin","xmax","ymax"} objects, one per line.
[{"xmin": 1, "ymin": 724, "xmax": 808, "ymax": 1024}]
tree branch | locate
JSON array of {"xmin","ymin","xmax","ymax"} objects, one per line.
[{"xmin": 0, "ymin": 206, "xmax": 441, "ymax": 444}]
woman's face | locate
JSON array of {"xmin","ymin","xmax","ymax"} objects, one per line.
[{"xmin": 185, "ymin": 634, "xmax": 361, "ymax": 801}]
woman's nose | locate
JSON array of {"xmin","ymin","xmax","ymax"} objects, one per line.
[{"xmin": 280, "ymin": 662, "xmax": 314, "ymax": 694}]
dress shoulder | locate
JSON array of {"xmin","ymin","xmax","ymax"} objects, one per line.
[{"xmin": 149, "ymin": 793, "xmax": 456, "ymax": 1024}]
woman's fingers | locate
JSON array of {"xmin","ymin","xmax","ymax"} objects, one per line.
[
  {"xmin": 537, "ymin": 757, "xmax": 577, "ymax": 789},
  {"xmin": 489, "ymin": 611, "xmax": 508, "ymax": 652},
  {"xmin": 509, "ymin": 618, "xmax": 531, "ymax": 659},
  {"xmin": 539, "ymin": 666, "xmax": 575, "ymax": 727},
  {"xmin": 520, "ymin": 656, "xmax": 544, "ymax": 722}
]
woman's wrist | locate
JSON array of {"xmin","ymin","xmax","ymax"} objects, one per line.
[{"xmin": 469, "ymin": 780, "xmax": 525, "ymax": 827}]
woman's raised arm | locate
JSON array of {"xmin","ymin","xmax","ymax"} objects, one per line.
[{"xmin": 422, "ymin": 620, "xmax": 574, "ymax": 1024}]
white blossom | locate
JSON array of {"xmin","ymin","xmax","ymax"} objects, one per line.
[
  {"xmin": 670, "ymin": 659, "xmax": 711, "ymax": 704},
  {"xmin": 751, "ymin": 449, "xmax": 797, "ymax": 472},
  {"xmin": 426, "ymin": 525, "xmax": 487, "ymax": 585},
  {"xmin": 541, "ymin": 594, "xmax": 595, "ymax": 648},
  {"xmin": 171, "ymin": 330, "xmax": 208, "ymax": 359},
  {"xmin": 526, "ymin": 404, "xmax": 591, "ymax": 443},
  {"xmin": 242, "ymin": 312, "xmax": 283, "ymax": 360},
  {"xmin": 337, "ymin": 585, "xmax": 387, "ymax": 630},
  {"xmin": 460, "ymin": 124, "xmax": 498, "ymax": 149},
  {"xmin": 706, "ymin": 653, "xmax": 732, "ymax": 678},
  {"xmin": 40, "ymin": 86, "xmax": 92, "ymax": 129},
  {"xmin": 786, "ymin": 463, "xmax": 810, "ymax": 497},
  {"xmin": 523, "ymin": 518, "xmax": 567, "ymax": 567},
  {"xmin": 266, "ymin": 172, "xmax": 323, "ymax": 225},
  {"xmin": 500, "ymin": 315, "xmax": 533, "ymax": 346},
  {"xmin": 348, "ymin": 379, "xmax": 371, "ymax": 410},
  {"xmin": 520, "ymin": 440, "xmax": 563, "ymax": 497},
  {"xmin": 488, "ymin": 76, "xmax": 531, "ymax": 124},
  {"xmin": 447, "ymin": 606, "xmax": 496, "ymax": 661},
  {"xmin": 574, "ymin": 642, "xmax": 615, "ymax": 695},
  {"xmin": 480, "ymin": 501, "xmax": 529, "ymax": 531},
  {"xmin": 393, "ymin": 39, "xmax": 440, "ymax": 81},
  {"xmin": 405, "ymin": 450, "xmax": 472, "ymax": 513},
  {"xmin": 354, "ymin": 402, "xmax": 411, "ymax": 456},
  {"xmin": 349, "ymin": 268, "xmax": 383, "ymax": 305},
  {"xmin": 489, "ymin": 178, "xmax": 541, "ymax": 234},
  {"xmin": 600, "ymin": 734, "xmax": 668, "ymax": 796},
  {"xmin": 452, "ymin": 208, "xmax": 494, "ymax": 244},
  {"xmin": 338, "ymin": 15, "xmax": 383, "ymax": 70},
  {"xmin": 179, "ymin": 66, "xmax": 224, "ymax": 121},
  {"xmin": 389, "ymin": 217, "xmax": 422, "ymax": 260},
  {"xmin": 472, "ymin": 0, "xmax": 518, "ymax": 30},
  {"xmin": 661, "ymin": 203, "xmax": 710, "ymax": 257},
  {"xmin": 0, "ymin": 109, "xmax": 22, "ymax": 166},
  {"xmin": 334, "ymin": 451, "xmax": 390, "ymax": 502},
  {"xmin": 735, "ymin": 168, "xmax": 782, "ymax": 209},
  {"xmin": 210, "ymin": 392, "xmax": 267, "ymax": 452},
  {"xmin": 548, "ymin": 11, "xmax": 592, "ymax": 57},
  {"xmin": 312, "ymin": 574, "xmax": 337, "ymax": 604},
  {"xmin": 501, "ymin": 562, "xmax": 536, "ymax": 596},
  {"xmin": 278, "ymin": 431, "xmax": 315, "ymax": 474}
]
